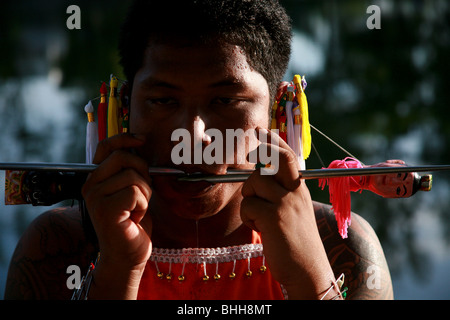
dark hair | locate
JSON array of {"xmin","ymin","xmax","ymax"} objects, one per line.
[{"xmin": 118, "ymin": 0, "xmax": 292, "ymax": 100}]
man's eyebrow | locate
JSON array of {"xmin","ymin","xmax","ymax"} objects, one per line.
[
  {"xmin": 209, "ymin": 78, "xmax": 246, "ymax": 89},
  {"xmin": 403, "ymin": 173, "xmax": 408, "ymax": 181},
  {"xmin": 139, "ymin": 77, "xmax": 180, "ymax": 90},
  {"xmin": 138, "ymin": 77, "xmax": 246, "ymax": 90}
]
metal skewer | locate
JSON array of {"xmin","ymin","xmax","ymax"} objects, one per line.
[
  {"xmin": 179, "ymin": 165, "xmax": 450, "ymax": 183},
  {"xmin": 0, "ymin": 162, "xmax": 98, "ymax": 173},
  {"xmin": 1, "ymin": 162, "xmax": 450, "ymax": 183},
  {"xmin": 0, "ymin": 162, "xmax": 185, "ymax": 175}
]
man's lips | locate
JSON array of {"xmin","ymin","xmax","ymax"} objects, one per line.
[
  {"xmin": 174, "ymin": 165, "xmax": 227, "ymax": 176},
  {"xmin": 168, "ymin": 178, "xmax": 216, "ymax": 197}
]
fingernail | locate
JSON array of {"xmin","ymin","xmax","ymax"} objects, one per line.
[
  {"xmin": 258, "ymin": 128, "xmax": 269, "ymax": 135},
  {"xmin": 254, "ymin": 127, "xmax": 269, "ymax": 138}
]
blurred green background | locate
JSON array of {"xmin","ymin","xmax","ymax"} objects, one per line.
[{"xmin": 0, "ymin": 0, "xmax": 449, "ymax": 299}]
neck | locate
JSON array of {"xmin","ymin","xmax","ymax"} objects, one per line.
[{"xmin": 148, "ymin": 193, "xmax": 253, "ymax": 249}]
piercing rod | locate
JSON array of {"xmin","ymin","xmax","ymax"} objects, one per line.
[{"xmin": 1, "ymin": 162, "xmax": 449, "ymax": 183}]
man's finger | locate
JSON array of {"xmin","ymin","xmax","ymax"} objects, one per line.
[{"xmin": 93, "ymin": 133, "xmax": 146, "ymax": 164}]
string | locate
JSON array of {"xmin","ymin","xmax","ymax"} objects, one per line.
[
  {"xmin": 311, "ymin": 141, "xmax": 325, "ymax": 168},
  {"xmin": 310, "ymin": 124, "xmax": 364, "ymax": 165}
]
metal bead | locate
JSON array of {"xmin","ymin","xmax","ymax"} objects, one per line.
[
  {"xmin": 246, "ymin": 270, "xmax": 253, "ymax": 278},
  {"xmin": 202, "ymin": 275, "xmax": 210, "ymax": 281},
  {"xmin": 260, "ymin": 265, "xmax": 267, "ymax": 273},
  {"xmin": 157, "ymin": 272, "xmax": 164, "ymax": 279},
  {"xmin": 166, "ymin": 273, "xmax": 173, "ymax": 280},
  {"xmin": 178, "ymin": 275, "xmax": 185, "ymax": 282},
  {"xmin": 229, "ymin": 272, "xmax": 236, "ymax": 279},
  {"xmin": 214, "ymin": 274, "xmax": 221, "ymax": 281}
]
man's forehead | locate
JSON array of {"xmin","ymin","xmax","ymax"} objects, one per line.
[
  {"xmin": 136, "ymin": 43, "xmax": 257, "ymax": 88},
  {"xmin": 137, "ymin": 75, "xmax": 248, "ymax": 91}
]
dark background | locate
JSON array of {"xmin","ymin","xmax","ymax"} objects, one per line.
[{"xmin": 0, "ymin": 0, "xmax": 449, "ymax": 299}]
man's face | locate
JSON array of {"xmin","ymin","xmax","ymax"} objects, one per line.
[{"xmin": 130, "ymin": 42, "xmax": 270, "ymax": 219}]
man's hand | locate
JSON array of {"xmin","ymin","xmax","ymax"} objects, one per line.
[
  {"xmin": 81, "ymin": 133, "xmax": 152, "ymax": 299},
  {"xmin": 241, "ymin": 128, "xmax": 340, "ymax": 299}
]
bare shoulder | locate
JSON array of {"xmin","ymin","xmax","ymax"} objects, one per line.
[
  {"xmin": 313, "ymin": 201, "xmax": 394, "ymax": 300},
  {"xmin": 4, "ymin": 206, "xmax": 96, "ymax": 300}
]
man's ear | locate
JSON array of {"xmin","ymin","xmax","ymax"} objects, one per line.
[{"xmin": 275, "ymin": 81, "xmax": 290, "ymax": 101}]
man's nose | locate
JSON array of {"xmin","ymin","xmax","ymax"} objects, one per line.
[
  {"xmin": 193, "ymin": 116, "xmax": 212, "ymax": 145},
  {"xmin": 174, "ymin": 114, "xmax": 211, "ymax": 144},
  {"xmin": 171, "ymin": 113, "xmax": 213, "ymax": 163}
]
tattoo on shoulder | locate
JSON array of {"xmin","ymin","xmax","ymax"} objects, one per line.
[
  {"xmin": 314, "ymin": 202, "xmax": 394, "ymax": 300},
  {"xmin": 4, "ymin": 207, "xmax": 96, "ymax": 300}
]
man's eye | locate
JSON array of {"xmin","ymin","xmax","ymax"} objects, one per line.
[{"xmin": 213, "ymin": 97, "xmax": 237, "ymax": 105}]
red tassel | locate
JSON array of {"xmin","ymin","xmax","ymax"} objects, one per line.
[{"xmin": 319, "ymin": 157, "xmax": 366, "ymax": 239}]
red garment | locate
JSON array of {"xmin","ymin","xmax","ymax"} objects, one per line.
[{"xmin": 137, "ymin": 232, "xmax": 285, "ymax": 300}]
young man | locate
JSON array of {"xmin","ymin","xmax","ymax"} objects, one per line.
[{"xmin": 5, "ymin": 0, "xmax": 393, "ymax": 299}]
